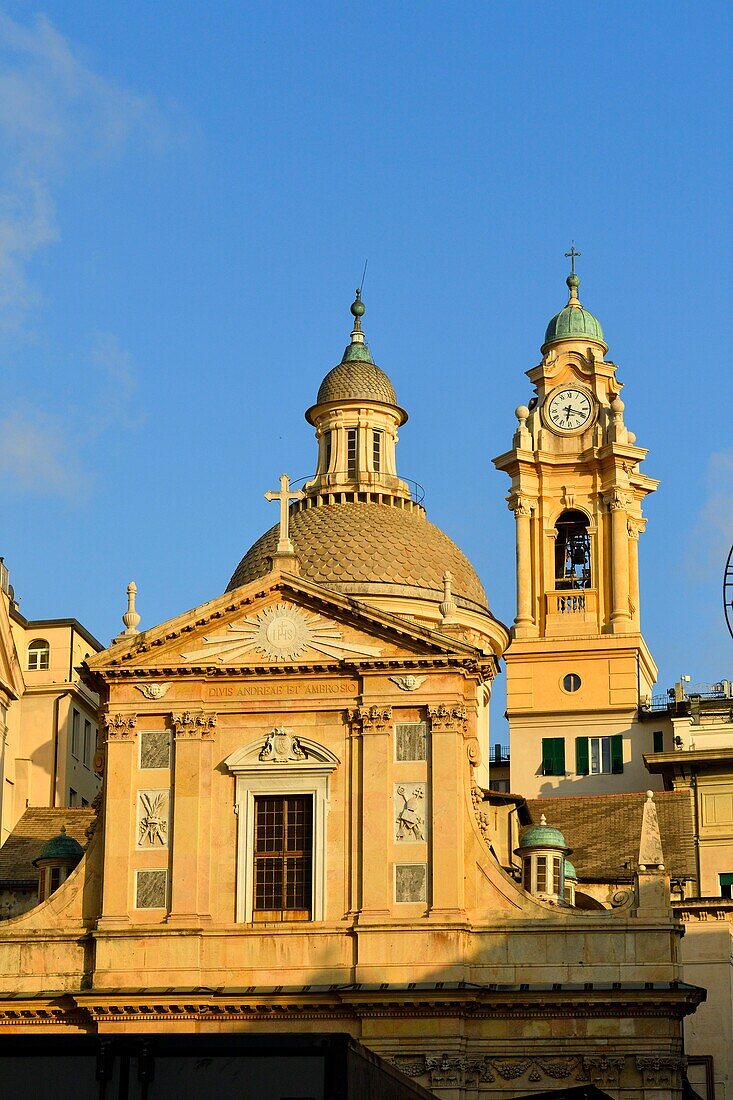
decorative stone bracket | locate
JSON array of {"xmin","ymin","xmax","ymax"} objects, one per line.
[{"xmin": 636, "ymin": 1054, "xmax": 687, "ymax": 1088}]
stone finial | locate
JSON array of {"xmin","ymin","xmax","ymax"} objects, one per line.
[
  {"xmin": 514, "ymin": 404, "xmax": 532, "ymax": 449},
  {"xmin": 638, "ymin": 790, "xmax": 665, "ymax": 871},
  {"xmin": 439, "ymin": 570, "xmax": 458, "ymax": 626},
  {"xmin": 121, "ymin": 581, "xmax": 140, "ymax": 636},
  {"xmin": 540, "ymin": 813, "xmax": 547, "ymax": 826}
]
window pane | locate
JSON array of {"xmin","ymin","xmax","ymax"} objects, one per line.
[
  {"xmin": 536, "ymin": 857, "xmax": 547, "ymax": 892},
  {"xmin": 372, "ymin": 430, "xmax": 381, "ymax": 473},
  {"xmin": 347, "ymin": 429, "xmax": 357, "ymax": 478},
  {"xmin": 590, "ymin": 738, "xmax": 600, "ymax": 774},
  {"xmin": 601, "ymin": 737, "xmax": 611, "ymax": 773},
  {"xmin": 553, "ymin": 856, "xmax": 562, "ymax": 893},
  {"xmin": 253, "ymin": 796, "xmax": 313, "ymax": 919}
]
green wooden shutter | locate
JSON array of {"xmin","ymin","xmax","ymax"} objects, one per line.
[
  {"xmin": 542, "ymin": 738, "xmax": 565, "ymax": 776},
  {"xmin": 653, "ymin": 730, "xmax": 664, "ymax": 753},
  {"xmin": 611, "ymin": 734, "xmax": 624, "ymax": 773},
  {"xmin": 575, "ymin": 737, "xmax": 589, "ymax": 775}
]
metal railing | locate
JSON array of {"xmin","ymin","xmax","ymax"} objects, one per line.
[{"xmin": 290, "ymin": 472, "xmax": 426, "ymax": 505}]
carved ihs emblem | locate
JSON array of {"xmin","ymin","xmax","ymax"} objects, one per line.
[{"xmin": 182, "ymin": 602, "xmax": 382, "ymax": 664}]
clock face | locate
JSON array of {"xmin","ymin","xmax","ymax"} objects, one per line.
[{"xmin": 546, "ymin": 388, "xmax": 593, "ymax": 432}]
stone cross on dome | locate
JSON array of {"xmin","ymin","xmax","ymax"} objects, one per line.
[{"xmin": 265, "ymin": 473, "xmax": 305, "ymax": 555}]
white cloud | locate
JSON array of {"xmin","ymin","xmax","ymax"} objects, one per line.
[
  {"xmin": 0, "ymin": 405, "xmax": 86, "ymax": 499},
  {"xmin": 686, "ymin": 450, "xmax": 733, "ymax": 582},
  {"xmin": 0, "ymin": 11, "xmax": 178, "ymax": 330},
  {"xmin": 90, "ymin": 332, "xmax": 141, "ymax": 434}
]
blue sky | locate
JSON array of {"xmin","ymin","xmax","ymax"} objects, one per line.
[{"xmin": 0, "ymin": 2, "xmax": 731, "ymax": 731}]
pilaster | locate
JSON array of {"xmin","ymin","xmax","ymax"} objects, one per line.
[
  {"xmin": 168, "ymin": 710, "xmax": 216, "ymax": 924},
  {"xmin": 427, "ymin": 703, "xmax": 468, "ymax": 917},
  {"xmin": 348, "ymin": 705, "xmax": 392, "ymax": 919},
  {"xmin": 99, "ymin": 711, "xmax": 137, "ymax": 927}
]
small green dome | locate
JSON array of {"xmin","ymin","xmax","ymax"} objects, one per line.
[
  {"xmin": 543, "ymin": 274, "xmax": 606, "ymax": 349},
  {"xmin": 518, "ymin": 817, "xmax": 568, "ymax": 851},
  {"xmin": 33, "ymin": 826, "xmax": 84, "ymax": 866},
  {"xmin": 564, "ymin": 858, "xmax": 577, "ymax": 881}
]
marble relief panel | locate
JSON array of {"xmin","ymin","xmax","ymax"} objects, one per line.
[
  {"xmin": 394, "ymin": 782, "xmax": 427, "ymax": 842},
  {"xmin": 136, "ymin": 789, "xmax": 170, "ymax": 849}
]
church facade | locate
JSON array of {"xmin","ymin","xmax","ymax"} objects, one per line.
[{"xmin": 0, "ymin": 282, "xmax": 704, "ymax": 1097}]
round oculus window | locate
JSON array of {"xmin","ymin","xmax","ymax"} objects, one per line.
[{"xmin": 563, "ymin": 673, "xmax": 581, "ymax": 693}]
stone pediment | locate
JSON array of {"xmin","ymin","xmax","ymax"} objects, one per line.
[{"xmin": 86, "ymin": 572, "xmax": 480, "ymax": 675}]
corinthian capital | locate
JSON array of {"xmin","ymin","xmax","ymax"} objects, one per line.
[
  {"xmin": 507, "ymin": 492, "xmax": 534, "ymax": 517},
  {"xmin": 102, "ymin": 712, "xmax": 137, "ymax": 741},
  {"xmin": 347, "ymin": 705, "xmax": 392, "ymax": 731},
  {"xmin": 171, "ymin": 711, "xmax": 217, "ymax": 739},
  {"xmin": 428, "ymin": 703, "xmax": 468, "ymax": 733},
  {"xmin": 603, "ymin": 488, "xmax": 629, "ymax": 512}
]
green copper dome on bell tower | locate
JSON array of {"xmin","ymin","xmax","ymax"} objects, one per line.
[{"xmin": 543, "ymin": 249, "xmax": 606, "ymax": 351}]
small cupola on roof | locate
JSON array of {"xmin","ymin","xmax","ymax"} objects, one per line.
[
  {"xmin": 303, "ymin": 291, "xmax": 412, "ymax": 505},
  {"xmin": 542, "ymin": 262, "xmax": 606, "ymax": 353}
]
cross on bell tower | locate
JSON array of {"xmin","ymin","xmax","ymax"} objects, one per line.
[{"xmin": 564, "ymin": 242, "xmax": 581, "ymax": 274}]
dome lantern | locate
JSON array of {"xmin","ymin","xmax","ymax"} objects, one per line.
[
  {"xmin": 33, "ymin": 825, "xmax": 84, "ymax": 902},
  {"xmin": 515, "ymin": 813, "xmax": 573, "ymax": 905},
  {"xmin": 304, "ymin": 291, "xmax": 411, "ymax": 505}
]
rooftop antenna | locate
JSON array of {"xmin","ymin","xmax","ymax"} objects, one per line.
[{"xmin": 358, "ymin": 258, "xmax": 369, "ymax": 296}]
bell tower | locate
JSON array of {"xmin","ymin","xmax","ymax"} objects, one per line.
[{"xmin": 493, "ymin": 256, "xmax": 661, "ymax": 797}]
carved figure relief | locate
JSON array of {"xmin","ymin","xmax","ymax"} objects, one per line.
[
  {"xmin": 182, "ymin": 602, "xmax": 383, "ymax": 664},
  {"xmin": 258, "ymin": 726, "xmax": 307, "ymax": 763},
  {"xmin": 390, "ymin": 674, "xmax": 427, "ymax": 692},
  {"xmin": 137, "ymin": 790, "xmax": 169, "ymax": 848},
  {"xmin": 136, "ymin": 682, "xmax": 172, "ymax": 700},
  {"xmin": 395, "ymin": 783, "xmax": 426, "ymax": 842}
]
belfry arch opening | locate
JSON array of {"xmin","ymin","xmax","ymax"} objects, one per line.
[{"xmin": 554, "ymin": 510, "xmax": 591, "ymax": 590}]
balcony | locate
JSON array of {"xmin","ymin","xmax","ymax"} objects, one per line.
[{"xmin": 545, "ymin": 589, "xmax": 597, "ymax": 634}]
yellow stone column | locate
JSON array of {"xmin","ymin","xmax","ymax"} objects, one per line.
[
  {"xmin": 509, "ymin": 493, "xmax": 535, "ymax": 635},
  {"xmin": 98, "ymin": 711, "xmax": 137, "ymax": 927},
  {"xmin": 348, "ymin": 704, "xmax": 392, "ymax": 920},
  {"xmin": 606, "ymin": 489, "xmax": 632, "ymax": 630},
  {"xmin": 169, "ymin": 710, "xmax": 216, "ymax": 924},
  {"xmin": 428, "ymin": 703, "xmax": 467, "ymax": 917}
]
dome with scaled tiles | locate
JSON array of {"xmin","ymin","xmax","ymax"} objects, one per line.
[
  {"xmin": 227, "ymin": 501, "xmax": 488, "ymax": 610},
  {"xmin": 312, "ymin": 289, "xmax": 400, "ymax": 410}
]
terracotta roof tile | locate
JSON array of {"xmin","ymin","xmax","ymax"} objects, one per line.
[
  {"xmin": 0, "ymin": 808, "xmax": 94, "ymax": 884},
  {"xmin": 526, "ymin": 790, "xmax": 696, "ymax": 883}
]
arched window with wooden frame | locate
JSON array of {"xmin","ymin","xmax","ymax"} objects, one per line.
[
  {"xmin": 27, "ymin": 638, "xmax": 50, "ymax": 671},
  {"xmin": 554, "ymin": 510, "xmax": 591, "ymax": 590}
]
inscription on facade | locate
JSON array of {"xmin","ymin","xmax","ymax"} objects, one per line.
[{"xmin": 207, "ymin": 680, "xmax": 355, "ymax": 698}]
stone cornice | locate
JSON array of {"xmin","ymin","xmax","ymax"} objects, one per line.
[{"xmin": 0, "ymin": 981, "xmax": 705, "ymax": 1028}]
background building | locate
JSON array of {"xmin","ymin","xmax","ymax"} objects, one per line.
[{"xmin": 0, "ymin": 562, "xmax": 102, "ymax": 844}]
